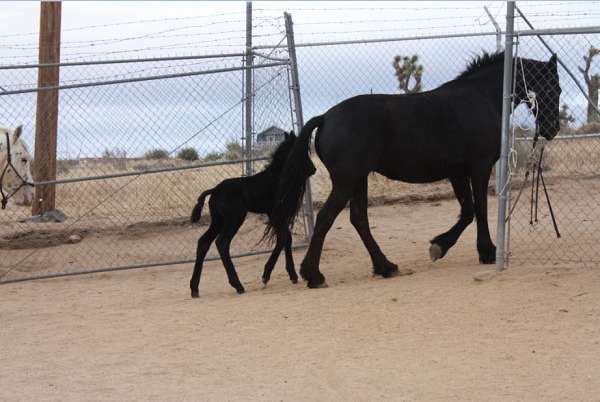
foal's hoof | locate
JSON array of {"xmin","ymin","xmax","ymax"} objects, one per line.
[
  {"xmin": 290, "ymin": 277, "xmax": 299, "ymax": 284},
  {"xmin": 429, "ymin": 243, "xmax": 443, "ymax": 262},
  {"xmin": 191, "ymin": 290, "xmax": 200, "ymax": 298},
  {"xmin": 236, "ymin": 287, "xmax": 246, "ymax": 294},
  {"xmin": 307, "ymin": 280, "xmax": 328, "ymax": 289}
]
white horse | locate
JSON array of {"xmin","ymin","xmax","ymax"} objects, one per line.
[{"xmin": 0, "ymin": 125, "xmax": 34, "ymax": 207}]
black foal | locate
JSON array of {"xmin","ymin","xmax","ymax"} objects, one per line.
[{"xmin": 189, "ymin": 131, "xmax": 305, "ymax": 297}]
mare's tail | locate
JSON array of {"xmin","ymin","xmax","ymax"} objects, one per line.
[
  {"xmin": 264, "ymin": 115, "xmax": 323, "ymax": 240},
  {"xmin": 191, "ymin": 188, "xmax": 214, "ymax": 223}
]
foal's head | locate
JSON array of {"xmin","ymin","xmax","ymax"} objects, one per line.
[
  {"xmin": 0, "ymin": 125, "xmax": 34, "ymax": 206},
  {"xmin": 266, "ymin": 131, "xmax": 296, "ymax": 172},
  {"xmin": 516, "ymin": 54, "xmax": 561, "ymax": 140}
]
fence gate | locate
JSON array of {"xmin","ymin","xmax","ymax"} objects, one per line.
[
  {"xmin": 0, "ymin": 11, "xmax": 313, "ymax": 284},
  {"xmin": 499, "ymin": 18, "xmax": 600, "ymax": 268}
]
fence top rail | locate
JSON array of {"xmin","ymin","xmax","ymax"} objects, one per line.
[
  {"xmin": 0, "ymin": 52, "xmax": 247, "ymax": 71},
  {"xmin": 0, "ymin": 61, "xmax": 287, "ymax": 96},
  {"xmin": 253, "ymin": 25, "xmax": 600, "ymax": 50}
]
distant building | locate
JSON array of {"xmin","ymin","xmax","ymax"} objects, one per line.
[{"xmin": 256, "ymin": 125, "xmax": 286, "ymax": 146}]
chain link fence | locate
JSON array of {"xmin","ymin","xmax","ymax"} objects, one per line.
[
  {"xmin": 1, "ymin": 2, "xmax": 599, "ymax": 282},
  {"xmin": 506, "ymin": 26, "xmax": 600, "ymax": 266},
  {"xmin": 0, "ymin": 15, "xmax": 311, "ymax": 283}
]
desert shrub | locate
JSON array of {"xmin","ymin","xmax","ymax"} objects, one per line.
[
  {"xmin": 224, "ymin": 141, "xmax": 243, "ymax": 161},
  {"xmin": 176, "ymin": 147, "xmax": 199, "ymax": 161},
  {"xmin": 203, "ymin": 152, "xmax": 223, "ymax": 162},
  {"xmin": 144, "ymin": 149, "xmax": 170, "ymax": 160},
  {"xmin": 57, "ymin": 159, "xmax": 79, "ymax": 175},
  {"xmin": 576, "ymin": 122, "xmax": 600, "ymax": 134},
  {"xmin": 101, "ymin": 148, "xmax": 128, "ymax": 170}
]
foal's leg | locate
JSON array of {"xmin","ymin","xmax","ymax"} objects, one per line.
[
  {"xmin": 429, "ymin": 176, "xmax": 475, "ymax": 261},
  {"xmin": 215, "ymin": 210, "xmax": 247, "ymax": 294},
  {"xmin": 349, "ymin": 177, "xmax": 411, "ymax": 277},
  {"xmin": 283, "ymin": 229, "xmax": 298, "ymax": 283},
  {"xmin": 471, "ymin": 166, "xmax": 496, "ymax": 263},
  {"xmin": 300, "ymin": 184, "xmax": 352, "ymax": 288},
  {"xmin": 190, "ymin": 212, "xmax": 223, "ymax": 298},
  {"xmin": 262, "ymin": 227, "xmax": 297, "ymax": 285}
]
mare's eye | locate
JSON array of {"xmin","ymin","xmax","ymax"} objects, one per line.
[{"xmin": 21, "ymin": 158, "xmax": 28, "ymax": 164}]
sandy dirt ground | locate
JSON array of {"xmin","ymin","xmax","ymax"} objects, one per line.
[{"xmin": 1, "ymin": 199, "xmax": 600, "ymax": 402}]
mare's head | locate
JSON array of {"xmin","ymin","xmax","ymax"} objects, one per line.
[
  {"xmin": 516, "ymin": 54, "xmax": 561, "ymax": 140},
  {"xmin": 0, "ymin": 125, "xmax": 34, "ymax": 206},
  {"xmin": 266, "ymin": 131, "xmax": 296, "ymax": 172}
]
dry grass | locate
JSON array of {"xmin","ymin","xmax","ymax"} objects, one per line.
[{"xmin": 2, "ymin": 135, "xmax": 600, "ymax": 235}]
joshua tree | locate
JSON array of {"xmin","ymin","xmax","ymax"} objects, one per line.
[
  {"xmin": 393, "ymin": 54, "xmax": 423, "ymax": 94},
  {"xmin": 578, "ymin": 46, "xmax": 600, "ymax": 123},
  {"xmin": 559, "ymin": 103, "xmax": 575, "ymax": 129}
]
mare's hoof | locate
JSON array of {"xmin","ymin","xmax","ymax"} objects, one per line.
[
  {"xmin": 479, "ymin": 255, "xmax": 496, "ymax": 264},
  {"xmin": 478, "ymin": 246, "xmax": 496, "ymax": 264},
  {"xmin": 429, "ymin": 243, "xmax": 443, "ymax": 262},
  {"xmin": 261, "ymin": 276, "xmax": 269, "ymax": 285},
  {"xmin": 395, "ymin": 267, "xmax": 415, "ymax": 276},
  {"xmin": 376, "ymin": 267, "xmax": 414, "ymax": 278},
  {"xmin": 236, "ymin": 287, "xmax": 246, "ymax": 294},
  {"xmin": 191, "ymin": 290, "xmax": 200, "ymax": 298},
  {"xmin": 291, "ymin": 277, "xmax": 299, "ymax": 284},
  {"xmin": 307, "ymin": 280, "xmax": 328, "ymax": 289}
]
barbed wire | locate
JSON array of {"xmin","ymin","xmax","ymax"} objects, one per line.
[
  {"xmin": 0, "ymin": 10, "xmax": 256, "ymax": 39},
  {"xmin": 0, "ymin": 32, "xmax": 284, "ymax": 62}
]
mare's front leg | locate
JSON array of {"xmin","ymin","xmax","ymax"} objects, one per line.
[
  {"xmin": 471, "ymin": 165, "xmax": 496, "ymax": 263},
  {"xmin": 429, "ymin": 176, "xmax": 475, "ymax": 261}
]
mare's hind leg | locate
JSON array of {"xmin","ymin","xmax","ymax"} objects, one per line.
[
  {"xmin": 471, "ymin": 165, "xmax": 496, "ymax": 264},
  {"xmin": 300, "ymin": 184, "xmax": 352, "ymax": 288},
  {"xmin": 262, "ymin": 227, "xmax": 297, "ymax": 285},
  {"xmin": 429, "ymin": 176, "xmax": 475, "ymax": 261},
  {"xmin": 190, "ymin": 211, "xmax": 223, "ymax": 298},
  {"xmin": 349, "ymin": 178, "xmax": 412, "ymax": 277},
  {"xmin": 215, "ymin": 210, "xmax": 247, "ymax": 294}
]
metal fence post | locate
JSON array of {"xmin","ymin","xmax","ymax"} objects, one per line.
[
  {"xmin": 485, "ymin": 5, "xmax": 503, "ymax": 195},
  {"xmin": 496, "ymin": 1, "xmax": 515, "ymax": 272},
  {"xmin": 244, "ymin": 1, "xmax": 253, "ymax": 176},
  {"xmin": 284, "ymin": 12, "xmax": 315, "ymax": 239}
]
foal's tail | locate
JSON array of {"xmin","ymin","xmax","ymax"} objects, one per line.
[
  {"xmin": 191, "ymin": 188, "xmax": 214, "ymax": 223},
  {"xmin": 264, "ymin": 115, "xmax": 323, "ymax": 241}
]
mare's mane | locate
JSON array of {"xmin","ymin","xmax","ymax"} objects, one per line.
[{"xmin": 454, "ymin": 51, "xmax": 505, "ymax": 81}]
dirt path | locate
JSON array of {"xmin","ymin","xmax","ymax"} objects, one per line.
[{"xmin": 1, "ymin": 201, "xmax": 599, "ymax": 401}]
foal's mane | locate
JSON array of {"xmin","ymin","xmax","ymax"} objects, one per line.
[
  {"xmin": 454, "ymin": 51, "xmax": 504, "ymax": 80},
  {"xmin": 263, "ymin": 136, "xmax": 292, "ymax": 171}
]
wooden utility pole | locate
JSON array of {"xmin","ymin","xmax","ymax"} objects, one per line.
[{"xmin": 33, "ymin": 1, "xmax": 61, "ymax": 215}]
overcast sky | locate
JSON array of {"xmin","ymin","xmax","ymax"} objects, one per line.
[{"xmin": 0, "ymin": 1, "xmax": 598, "ymax": 158}]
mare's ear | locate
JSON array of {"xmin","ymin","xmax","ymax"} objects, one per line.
[
  {"xmin": 549, "ymin": 53, "xmax": 557, "ymax": 66},
  {"xmin": 289, "ymin": 130, "xmax": 296, "ymax": 138},
  {"xmin": 12, "ymin": 125, "xmax": 23, "ymax": 143}
]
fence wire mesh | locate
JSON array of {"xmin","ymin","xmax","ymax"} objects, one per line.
[
  {"xmin": 1, "ymin": 2, "xmax": 599, "ymax": 283},
  {"xmin": 0, "ymin": 17, "xmax": 309, "ymax": 283},
  {"xmin": 507, "ymin": 29, "xmax": 600, "ymax": 265}
]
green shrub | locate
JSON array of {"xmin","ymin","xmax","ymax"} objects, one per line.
[
  {"xmin": 203, "ymin": 152, "xmax": 223, "ymax": 162},
  {"xmin": 224, "ymin": 141, "xmax": 243, "ymax": 161},
  {"xmin": 177, "ymin": 147, "xmax": 199, "ymax": 161},
  {"xmin": 144, "ymin": 149, "xmax": 170, "ymax": 160}
]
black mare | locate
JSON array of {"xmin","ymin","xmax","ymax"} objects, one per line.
[
  {"xmin": 189, "ymin": 131, "xmax": 312, "ymax": 297},
  {"xmin": 269, "ymin": 51, "xmax": 561, "ymax": 288}
]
